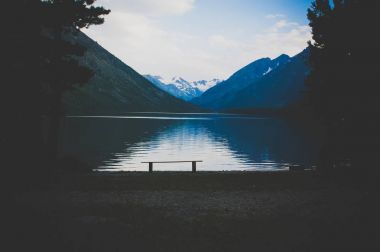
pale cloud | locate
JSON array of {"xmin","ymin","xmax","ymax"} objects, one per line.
[
  {"xmin": 200, "ymin": 20, "xmax": 311, "ymax": 79},
  {"xmin": 272, "ymin": 20, "xmax": 299, "ymax": 31},
  {"xmin": 85, "ymin": 1, "xmax": 311, "ymax": 80},
  {"xmin": 274, "ymin": 20, "xmax": 288, "ymax": 29},
  {"xmin": 252, "ymin": 22, "xmax": 312, "ymax": 59},
  {"xmin": 208, "ymin": 35, "xmax": 240, "ymax": 49},
  {"xmin": 265, "ymin": 14, "xmax": 286, "ymax": 19},
  {"xmin": 84, "ymin": 9, "xmax": 206, "ymax": 79}
]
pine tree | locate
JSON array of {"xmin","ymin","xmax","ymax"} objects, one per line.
[
  {"xmin": 307, "ymin": 0, "xmax": 380, "ymax": 176},
  {"xmin": 1, "ymin": 0, "xmax": 110, "ymax": 184},
  {"xmin": 39, "ymin": 0, "xmax": 111, "ymax": 163}
]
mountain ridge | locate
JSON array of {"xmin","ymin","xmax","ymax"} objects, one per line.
[
  {"xmin": 192, "ymin": 54, "xmax": 291, "ymax": 109},
  {"xmin": 144, "ymin": 75, "xmax": 222, "ymax": 101},
  {"xmin": 62, "ymin": 31, "xmax": 198, "ymax": 115},
  {"xmin": 220, "ymin": 48, "xmax": 310, "ymax": 111}
]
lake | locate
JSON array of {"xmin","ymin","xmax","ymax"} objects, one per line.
[{"xmin": 60, "ymin": 113, "xmax": 322, "ymax": 172}]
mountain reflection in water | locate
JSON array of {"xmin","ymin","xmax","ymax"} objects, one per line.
[{"xmin": 61, "ymin": 113, "xmax": 322, "ymax": 171}]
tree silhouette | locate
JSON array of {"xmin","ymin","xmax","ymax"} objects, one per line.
[
  {"xmin": 307, "ymin": 0, "xmax": 380, "ymax": 176},
  {"xmin": 40, "ymin": 0, "xmax": 110, "ymax": 163},
  {"xmin": 2, "ymin": 0, "xmax": 109, "ymax": 185}
]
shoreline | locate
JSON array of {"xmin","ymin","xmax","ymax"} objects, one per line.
[{"xmin": 7, "ymin": 170, "xmax": 378, "ymax": 251}]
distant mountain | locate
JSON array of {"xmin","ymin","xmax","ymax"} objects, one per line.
[
  {"xmin": 192, "ymin": 79, "xmax": 222, "ymax": 92},
  {"xmin": 62, "ymin": 32, "xmax": 198, "ymax": 115},
  {"xmin": 222, "ymin": 48, "xmax": 310, "ymax": 110},
  {"xmin": 144, "ymin": 75, "xmax": 222, "ymax": 101},
  {"xmin": 192, "ymin": 54, "xmax": 291, "ymax": 109}
]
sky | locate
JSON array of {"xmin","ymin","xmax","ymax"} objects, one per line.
[{"xmin": 85, "ymin": 0, "xmax": 313, "ymax": 81}]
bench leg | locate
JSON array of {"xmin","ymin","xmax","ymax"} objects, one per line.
[
  {"xmin": 192, "ymin": 161, "xmax": 196, "ymax": 173},
  {"xmin": 149, "ymin": 162, "xmax": 153, "ymax": 173}
]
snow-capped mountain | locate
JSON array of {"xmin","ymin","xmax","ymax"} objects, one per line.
[
  {"xmin": 144, "ymin": 75, "xmax": 222, "ymax": 101},
  {"xmin": 192, "ymin": 79, "xmax": 222, "ymax": 92}
]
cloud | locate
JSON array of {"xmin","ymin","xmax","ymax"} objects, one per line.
[
  {"xmin": 208, "ymin": 35, "xmax": 240, "ymax": 49},
  {"xmin": 272, "ymin": 19, "xmax": 299, "ymax": 30},
  {"xmin": 84, "ymin": 9, "xmax": 205, "ymax": 79},
  {"xmin": 201, "ymin": 20, "xmax": 311, "ymax": 78},
  {"xmin": 97, "ymin": 0, "xmax": 195, "ymax": 16},
  {"xmin": 252, "ymin": 22, "xmax": 312, "ymax": 59},
  {"xmin": 85, "ymin": 1, "xmax": 311, "ymax": 80},
  {"xmin": 265, "ymin": 14, "xmax": 286, "ymax": 19}
]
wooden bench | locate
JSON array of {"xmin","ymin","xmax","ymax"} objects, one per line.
[{"xmin": 141, "ymin": 161, "xmax": 203, "ymax": 173}]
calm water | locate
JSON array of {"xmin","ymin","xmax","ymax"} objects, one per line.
[{"xmin": 60, "ymin": 113, "xmax": 322, "ymax": 172}]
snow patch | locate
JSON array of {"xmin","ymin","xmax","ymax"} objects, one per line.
[
  {"xmin": 145, "ymin": 74, "xmax": 222, "ymax": 97},
  {"xmin": 192, "ymin": 79, "xmax": 222, "ymax": 92},
  {"xmin": 263, "ymin": 67, "xmax": 272, "ymax": 76}
]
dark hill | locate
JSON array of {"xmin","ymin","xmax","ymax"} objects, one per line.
[
  {"xmin": 63, "ymin": 32, "xmax": 197, "ymax": 115},
  {"xmin": 223, "ymin": 48, "xmax": 310, "ymax": 110},
  {"xmin": 192, "ymin": 54, "xmax": 291, "ymax": 110}
]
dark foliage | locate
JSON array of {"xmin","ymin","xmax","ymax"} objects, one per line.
[
  {"xmin": 1, "ymin": 0, "xmax": 109, "ymax": 188},
  {"xmin": 307, "ymin": 0, "xmax": 380, "ymax": 177}
]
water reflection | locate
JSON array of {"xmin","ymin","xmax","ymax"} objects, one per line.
[{"xmin": 61, "ymin": 114, "xmax": 322, "ymax": 171}]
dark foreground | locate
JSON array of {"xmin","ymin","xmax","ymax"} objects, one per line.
[{"xmin": 5, "ymin": 171, "xmax": 380, "ymax": 251}]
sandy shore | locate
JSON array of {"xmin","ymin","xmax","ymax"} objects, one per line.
[{"xmin": 6, "ymin": 171, "xmax": 379, "ymax": 251}]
